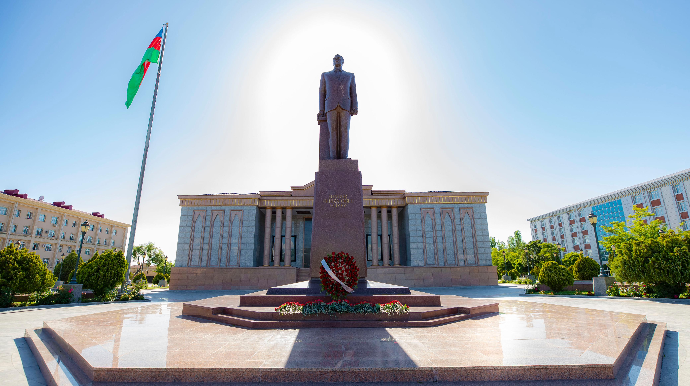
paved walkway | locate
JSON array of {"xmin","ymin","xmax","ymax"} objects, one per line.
[{"xmin": 1, "ymin": 285, "xmax": 686, "ymax": 385}]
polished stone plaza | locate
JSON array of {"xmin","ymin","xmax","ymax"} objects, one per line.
[{"xmin": 3, "ymin": 286, "xmax": 688, "ymax": 385}]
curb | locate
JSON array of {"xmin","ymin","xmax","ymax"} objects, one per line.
[
  {"xmin": 519, "ymin": 293, "xmax": 690, "ymax": 303},
  {"xmin": 0, "ymin": 299, "xmax": 151, "ymax": 313}
]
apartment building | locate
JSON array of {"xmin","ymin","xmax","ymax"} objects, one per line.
[
  {"xmin": 527, "ymin": 168, "xmax": 690, "ymax": 264},
  {"xmin": 0, "ymin": 189, "xmax": 130, "ymax": 269}
]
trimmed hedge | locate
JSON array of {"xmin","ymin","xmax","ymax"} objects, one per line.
[{"xmin": 76, "ymin": 249, "xmax": 128, "ymax": 298}]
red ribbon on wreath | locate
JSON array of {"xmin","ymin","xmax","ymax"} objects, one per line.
[{"xmin": 319, "ymin": 252, "xmax": 359, "ymax": 299}]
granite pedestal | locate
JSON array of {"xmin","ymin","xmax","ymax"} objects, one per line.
[{"xmin": 310, "ymin": 159, "xmax": 366, "ymax": 279}]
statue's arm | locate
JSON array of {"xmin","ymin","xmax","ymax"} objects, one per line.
[
  {"xmin": 318, "ymin": 73, "xmax": 326, "ymax": 115},
  {"xmin": 350, "ymin": 74, "xmax": 358, "ymax": 115}
]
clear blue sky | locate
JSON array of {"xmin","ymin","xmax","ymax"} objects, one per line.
[{"xmin": 1, "ymin": 0, "xmax": 688, "ymax": 257}]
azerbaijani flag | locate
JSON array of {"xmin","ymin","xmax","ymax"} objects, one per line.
[{"xmin": 126, "ymin": 28, "xmax": 163, "ymax": 108}]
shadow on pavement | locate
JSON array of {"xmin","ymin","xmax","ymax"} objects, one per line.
[{"xmin": 661, "ymin": 330, "xmax": 679, "ymax": 386}]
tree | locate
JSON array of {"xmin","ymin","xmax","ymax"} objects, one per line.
[
  {"xmin": 0, "ymin": 244, "xmax": 56, "ymax": 295},
  {"xmin": 132, "ymin": 242, "xmax": 166, "ymax": 275},
  {"xmin": 603, "ymin": 206, "xmax": 690, "ymax": 295},
  {"xmin": 76, "ymin": 249, "xmax": 128, "ymax": 298},
  {"xmin": 572, "ymin": 256, "xmax": 600, "ymax": 280},
  {"xmin": 53, "ymin": 251, "xmax": 83, "ymax": 282},
  {"xmin": 538, "ymin": 261, "xmax": 574, "ymax": 292},
  {"xmin": 562, "ymin": 252, "xmax": 583, "ymax": 269}
]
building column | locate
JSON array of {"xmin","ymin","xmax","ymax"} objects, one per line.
[
  {"xmin": 284, "ymin": 208, "xmax": 292, "ymax": 266},
  {"xmin": 263, "ymin": 208, "xmax": 272, "ymax": 266},
  {"xmin": 392, "ymin": 207, "xmax": 400, "ymax": 266},
  {"xmin": 381, "ymin": 207, "xmax": 389, "ymax": 266},
  {"xmin": 371, "ymin": 207, "xmax": 378, "ymax": 266},
  {"xmin": 273, "ymin": 208, "xmax": 282, "ymax": 266}
]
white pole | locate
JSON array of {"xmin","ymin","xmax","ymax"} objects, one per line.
[{"xmin": 125, "ymin": 23, "xmax": 168, "ymax": 283}]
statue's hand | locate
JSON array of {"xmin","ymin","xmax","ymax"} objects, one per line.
[
  {"xmin": 350, "ymin": 108, "xmax": 358, "ymax": 116},
  {"xmin": 317, "ymin": 112, "xmax": 326, "ymax": 121}
]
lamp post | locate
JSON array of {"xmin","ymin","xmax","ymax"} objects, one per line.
[
  {"xmin": 70, "ymin": 220, "xmax": 89, "ymax": 284},
  {"xmin": 59, "ymin": 253, "xmax": 65, "ymax": 281},
  {"xmin": 588, "ymin": 213, "xmax": 605, "ymax": 277},
  {"xmin": 524, "ymin": 248, "xmax": 530, "ymax": 277}
]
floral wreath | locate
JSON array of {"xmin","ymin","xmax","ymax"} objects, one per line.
[{"xmin": 320, "ymin": 251, "xmax": 359, "ymax": 299}]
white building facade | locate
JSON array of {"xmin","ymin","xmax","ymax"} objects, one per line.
[{"xmin": 527, "ymin": 169, "xmax": 690, "ymax": 264}]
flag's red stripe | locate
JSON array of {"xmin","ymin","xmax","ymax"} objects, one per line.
[
  {"xmin": 140, "ymin": 62, "xmax": 151, "ymax": 86},
  {"xmin": 148, "ymin": 36, "xmax": 162, "ymax": 50}
]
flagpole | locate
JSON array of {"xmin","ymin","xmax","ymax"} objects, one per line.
[{"xmin": 125, "ymin": 23, "xmax": 168, "ymax": 283}]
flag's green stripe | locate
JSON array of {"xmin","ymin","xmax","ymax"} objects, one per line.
[
  {"xmin": 126, "ymin": 65, "xmax": 145, "ymax": 108},
  {"xmin": 125, "ymin": 48, "xmax": 160, "ymax": 108},
  {"xmin": 140, "ymin": 47, "xmax": 160, "ymax": 65}
]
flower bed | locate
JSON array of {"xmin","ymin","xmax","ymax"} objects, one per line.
[{"xmin": 275, "ymin": 299, "xmax": 409, "ymax": 316}]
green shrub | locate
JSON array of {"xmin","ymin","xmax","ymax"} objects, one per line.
[
  {"xmin": 132, "ymin": 272, "xmax": 147, "ymax": 284},
  {"xmin": 0, "ymin": 287, "xmax": 13, "ymax": 308},
  {"xmin": 572, "ymin": 256, "xmax": 600, "ymax": 280},
  {"xmin": 0, "ymin": 244, "xmax": 56, "ymax": 295},
  {"xmin": 508, "ymin": 269, "xmax": 520, "ymax": 280},
  {"xmin": 76, "ymin": 249, "xmax": 128, "ymax": 299},
  {"xmin": 538, "ymin": 261, "xmax": 574, "ymax": 292},
  {"xmin": 152, "ymin": 273, "xmax": 166, "ymax": 285},
  {"xmin": 53, "ymin": 251, "xmax": 83, "ymax": 282}
]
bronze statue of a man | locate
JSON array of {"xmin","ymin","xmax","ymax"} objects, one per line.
[{"xmin": 318, "ymin": 54, "xmax": 358, "ymax": 160}]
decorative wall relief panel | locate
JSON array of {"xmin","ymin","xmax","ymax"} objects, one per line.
[
  {"xmin": 227, "ymin": 210, "xmax": 243, "ymax": 267},
  {"xmin": 459, "ymin": 208, "xmax": 478, "ymax": 265},
  {"xmin": 421, "ymin": 209, "xmax": 438, "ymax": 266},
  {"xmin": 188, "ymin": 210, "xmax": 206, "ymax": 267},
  {"xmin": 440, "ymin": 209, "xmax": 458, "ymax": 266},
  {"xmin": 207, "ymin": 210, "xmax": 224, "ymax": 267}
]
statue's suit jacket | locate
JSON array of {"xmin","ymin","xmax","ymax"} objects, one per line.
[{"xmin": 319, "ymin": 70, "xmax": 358, "ymax": 113}]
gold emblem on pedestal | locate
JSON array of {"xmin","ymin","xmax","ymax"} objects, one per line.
[{"xmin": 325, "ymin": 194, "xmax": 350, "ymax": 208}]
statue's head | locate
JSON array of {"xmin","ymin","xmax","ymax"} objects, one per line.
[{"xmin": 333, "ymin": 54, "xmax": 344, "ymax": 68}]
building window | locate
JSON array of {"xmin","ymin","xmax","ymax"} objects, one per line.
[
  {"xmin": 63, "ymin": 218, "xmax": 69, "ymax": 226},
  {"xmin": 35, "ymin": 227, "xmax": 43, "ymax": 236},
  {"xmin": 85, "ymin": 249, "xmax": 91, "ymax": 256},
  {"xmin": 87, "ymin": 236, "xmax": 93, "ymax": 243},
  {"xmin": 677, "ymin": 201, "xmax": 688, "ymax": 213},
  {"xmin": 67, "ymin": 246, "xmax": 72, "ymax": 253},
  {"xmin": 32, "ymin": 243, "xmax": 39, "ymax": 251},
  {"xmin": 111, "ymin": 240, "xmax": 115, "ymax": 246},
  {"xmin": 649, "ymin": 190, "xmax": 662, "ymax": 201},
  {"xmin": 11, "ymin": 224, "xmax": 17, "ymax": 233},
  {"xmin": 18, "ymin": 241, "xmax": 25, "ymax": 249},
  {"xmin": 61, "ymin": 232, "xmax": 65, "ymax": 239},
  {"xmin": 45, "ymin": 244, "xmax": 52, "ymax": 252},
  {"xmin": 549, "ymin": 218, "xmax": 553, "ymax": 224},
  {"xmin": 69, "ymin": 233, "xmax": 75, "ymax": 240},
  {"xmin": 105, "ymin": 228, "xmax": 109, "ymax": 234},
  {"xmin": 58, "ymin": 245, "xmax": 62, "ymax": 252},
  {"xmin": 673, "ymin": 184, "xmax": 685, "ymax": 195},
  {"xmin": 72, "ymin": 221, "xmax": 77, "ymax": 227},
  {"xmin": 26, "ymin": 211, "xmax": 33, "ymax": 219},
  {"xmin": 23, "ymin": 226, "xmax": 30, "ymax": 235},
  {"xmin": 633, "ymin": 194, "xmax": 645, "ymax": 205},
  {"xmin": 48, "ymin": 230, "xmax": 55, "ymax": 238},
  {"xmin": 682, "ymin": 222, "xmax": 690, "ymax": 231},
  {"xmin": 0, "ymin": 207, "xmax": 7, "ymax": 215},
  {"xmin": 113, "ymin": 229, "xmax": 117, "ymax": 236},
  {"xmin": 99, "ymin": 226, "xmax": 102, "ymax": 233},
  {"xmin": 652, "ymin": 206, "xmax": 666, "ymax": 218},
  {"xmin": 14, "ymin": 209, "xmax": 21, "ymax": 218},
  {"xmin": 584, "ymin": 236, "xmax": 591, "ymax": 244},
  {"xmin": 0, "ymin": 223, "xmax": 3, "ymax": 232},
  {"xmin": 51, "ymin": 216, "xmax": 58, "ymax": 225},
  {"xmin": 42, "ymin": 258, "xmax": 49, "ymax": 266},
  {"xmin": 97, "ymin": 238, "xmax": 101, "ymax": 245},
  {"xmin": 89, "ymin": 225, "xmax": 95, "ymax": 231},
  {"xmin": 39, "ymin": 214, "xmax": 45, "ymax": 222}
]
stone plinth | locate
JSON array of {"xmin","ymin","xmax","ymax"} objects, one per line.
[
  {"xmin": 169, "ymin": 266, "xmax": 297, "ymax": 290},
  {"xmin": 61, "ymin": 284, "xmax": 82, "ymax": 303},
  {"xmin": 310, "ymin": 159, "xmax": 366, "ymax": 278},
  {"xmin": 593, "ymin": 276, "xmax": 617, "ymax": 296}
]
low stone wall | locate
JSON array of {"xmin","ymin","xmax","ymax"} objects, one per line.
[
  {"xmin": 169, "ymin": 267, "xmax": 297, "ymax": 290},
  {"xmin": 366, "ymin": 266, "xmax": 498, "ymax": 287},
  {"xmin": 537, "ymin": 280, "xmax": 593, "ymax": 292}
]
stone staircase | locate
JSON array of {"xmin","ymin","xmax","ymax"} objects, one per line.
[{"xmin": 296, "ymin": 268, "xmax": 311, "ymax": 282}]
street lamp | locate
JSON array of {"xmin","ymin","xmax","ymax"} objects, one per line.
[
  {"xmin": 59, "ymin": 253, "xmax": 65, "ymax": 281},
  {"xmin": 502, "ymin": 250, "xmax": 506, "ymax": 276},
  {"xmin": 70, "ymin": 220, "xmax": 89, "ymax": 284},
  {"xmin": 588, "ymin": 213, "xmax": 606, "ymax": 277},
  {"xmin": 524, "ymin": 248, "xmax": 530, "ymax": 277}
]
